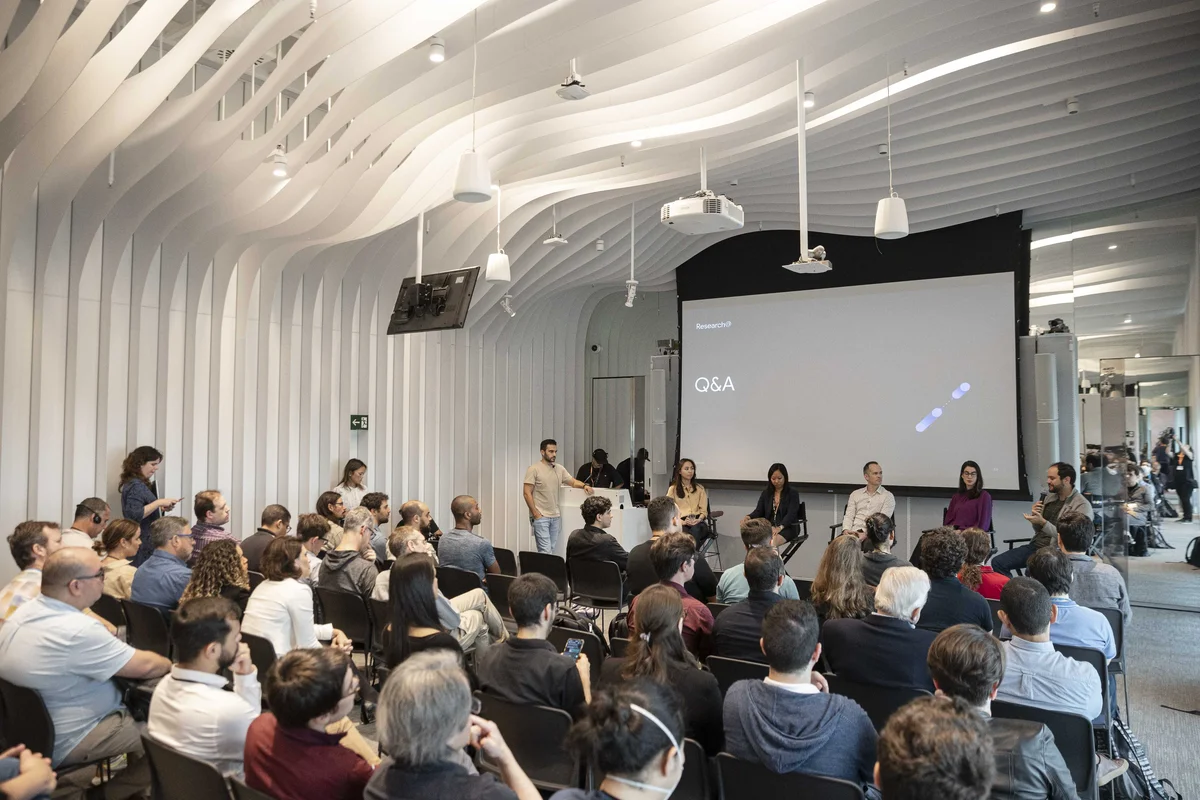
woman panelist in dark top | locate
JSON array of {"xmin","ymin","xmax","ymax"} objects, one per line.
[{"xmin": 743, "ymin": 463, "xmax": 802, "ymax": 546}]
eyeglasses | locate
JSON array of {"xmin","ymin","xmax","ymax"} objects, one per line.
[
  {"xmin": 75, "ymin": 572, "xmax": 105, "ymax": 582},
  {"xmin": 470, "ymin": 696, "xmax": 482, "ymax": 715}
]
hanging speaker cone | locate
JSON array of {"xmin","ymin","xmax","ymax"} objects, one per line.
[
  {"xmin": 485, "ymin": 251, "xmax": 511, "ymax": 283},
  {"xmin": 874, "ymin": 195, "xmax": 909, "ymax": 239},
  {"xmin": 453, "ymin": 151, "xmax": 492, "ymax": 203}
]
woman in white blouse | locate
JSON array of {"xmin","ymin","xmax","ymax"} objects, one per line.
[
  {"xmin": 334, "ymin": 458, "xmax": 369, "ymax": 511},
  {"xmin": 242, "ymin": 537, "xmax": 352, "ymax": 655}
]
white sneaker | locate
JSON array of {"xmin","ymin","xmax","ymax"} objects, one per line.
[{"xmin": 1097, "ymin": 754, "xmax": 1129, "ymax": 786}]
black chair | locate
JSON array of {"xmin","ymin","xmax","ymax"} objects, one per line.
[
  {"xmin": 824, "ymin": 675, "xmax": 931, "ymax": 731},
  {"xmin": 141, "ymin": 734, "xmax": 232, "ymax": 800},
  {"xmin": 91, "ymin": 593, "xmax": 126, "ymax": 628},
  {"xmin": 240, "ymin": 632, "xmax": 276, "ymax": 688},
  {"xmin": 992, "ymin": 701, "xmax": 1097, "ymax": 800},
  {"xmin": 780, "ymin": 502, "xmax": 810, "ymax": 564},
  {"xmin": 610, "ymin": 637, "xmax": 631, "ymax": 658},
  {"xmin": 475, "ymin": 692, "xmax": 580, "ymax": 791},
  {"xmin": 829, "ymin": 502, "xmax": 849, "ymax": 542},
  {"xmin": 986, "ymin": 598, "xmax": 1006, "ymax": 638},
  {"xmin": 519, "ymin": 551, "xmax": 569, "ymax": 596},
  {"xmin": 697, "ymin": 504, "xmax": 724, "ymax": 569},
  {"xmin": 247, "ymin": 570, "xmax": 266, "ymax": 591},
  {"xmin": 1091, "ymin": 605, "xmax": 1129, "ymax": 723},
  {"xmin": 707, "ymin": 602, "xmax": 730, "ymax": 619},
  {"xmin": 715, "ymin": 752, "xmax": 865, "ymax": 800},
  {"xmin": 792, "ymin": 578, "xmax": 812, "ymax": 601},
  {"xmin": 314, "ymin": 588, "xmax": 374, "ymax": 672},
  {"xmin": 0, "ymin": 678, "xmax": 110, "ymax": 779},
  {"xmin": 705, "ymin": 656, "xmax": 769, "ymax": 696},
  {"xmin": 567, "ymin": 559, "xmax": 627, "ymax": 622},
  {"xmin": 486, "ymin": 573, "xmax": 517, "ymax": 621},
  {"xmin": 1053, "ymin": 644, "xmax": 1111, "ymax": 732},
  {"xmin": 547, "ymin": 626, "xmax": 604, "ymax": 685},
  {"xmin": 229, "ymin": 779, "xmax": 275, "ymax": 800},
  {"xmin": 369, "ymin": 597, "xmax": 392, "ymax": 631},
  {"xmin": 120, "ymin": 599, "xmax": 171, "ymax": 657},
  {"xmin": 493, "ymin": 547, "xmax": 519, "ymax": 576},
  {"xmin": 436, "ymin": 565, "xmax": 484, "ymax": 599}
]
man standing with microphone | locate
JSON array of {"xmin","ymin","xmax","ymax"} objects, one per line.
[
  {"xmin": 993, "ymin": 462, "xmax": 1092, "ymax": 577},
  {"xmin": 524, "ymin": 439, "xmax": 593, "ymax": 554}
]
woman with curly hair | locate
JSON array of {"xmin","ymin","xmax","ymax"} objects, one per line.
[
  {"xmin": 810, "ymin": 533, "xmax": 874, "ymax": 626},
  {"xmin": 957, "ymin": 527, "xmax": 1008, "ymax": 600},
  {"xmin": 915, "ymin": 527, "xmax": 992, "ymax": 634},
  {"xmin": 181, "ymin": 538, "xmax": 252, "ymax": 611},
  {"xmin": 118, "ymin": 445, "xmax": 182, "ymax": 565}
]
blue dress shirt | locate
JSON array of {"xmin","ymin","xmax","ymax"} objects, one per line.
[
  {"xmin": 130, "ymin": 550, "xmax": 192, "ymax": 610},
  {"xmin": 997, "ymin": 637, "xmax": 1102, "ymax": 721}
]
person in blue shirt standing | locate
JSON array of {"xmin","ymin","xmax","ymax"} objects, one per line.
[
  {"xmin": 130, "ymin": 517, "xmax": 194, "ymax": 612},
  {"xmin": 119, "ymin": 446, "xmax": 181, "ymax": 567}
]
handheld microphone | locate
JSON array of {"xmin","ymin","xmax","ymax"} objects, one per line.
[{"xmin": 1038, "ymin": 491, "xmax": 1048, "ymax": 504}]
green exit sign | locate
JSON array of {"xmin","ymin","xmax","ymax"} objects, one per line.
[{"xmin": 350, "ymin": 415, "xmax": 369, "ymax": 431}]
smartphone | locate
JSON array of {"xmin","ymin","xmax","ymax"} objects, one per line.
[{"xmin": 563, "ymin": 638, "xmax": 585, "ymax": 661}]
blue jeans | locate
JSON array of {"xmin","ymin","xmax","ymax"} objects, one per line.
[
  {"xmin": 532, "ymin": 516, "xmax": 562, "ymax": 554},
  {"xmin": 991, "ymin": 542, "xmax": 1038, "ymax": 577}
]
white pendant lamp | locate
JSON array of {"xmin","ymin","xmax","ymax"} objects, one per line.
[
  {"xmin": 486, "ymin": 184, "xmax": 510, "ymax": 282},
  {"xmin": 874, "ymin": 64, "xmax": 909, "ymax": 239},
  {"xmin": 453, "ymin": 10, "xmax": 492, "ymax": 203}
]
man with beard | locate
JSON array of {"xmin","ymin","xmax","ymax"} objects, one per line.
[
  {"xmin": 524, "ymin": 438, "xmax": 593, "ymax": 554},
  {"xmin": 147, "ymin": 596, "xmax": 261, "ymax": 778},
  {"xmin": 436, "ymin": 496, "xmax": 501, "ymax": 580},
  {"xmin": 398, "ymin": 499, "xmax": 441, "ymax": 543}
]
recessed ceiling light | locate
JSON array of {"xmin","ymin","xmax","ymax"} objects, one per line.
[
  {"xmin": 1108, "ymin": 244, "xmax": 1118, "ymax": 250},
  {"xmin": 630, "ymin": 140, "xmax": 642, "ymax": 148},
  {"xmin": 1134, "ymin": 352, "xmax": 1141, "ymax": 358},
  {"xmin": 1040, "ymin": 1, "xmax": 1056, "ymax": 11},
  {"xmin": 804, "ymin": 91, "xmax": 815, "ymax": 109},
  {"xmin": 1123, "ymin": 316, "xmax": 1132, "ymax": 324},
  {"xmin": 428, "ymin": 36, "xmax": 445, "ymax": 63}
]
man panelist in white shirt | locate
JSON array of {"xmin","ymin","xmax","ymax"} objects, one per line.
[
  {"xmin": 843, "ymin": 461, "xmax": 896, "ymax": 535},
  {"xmin": 148, "ymin": 596, "xmax": 261, "ymax": 779}
]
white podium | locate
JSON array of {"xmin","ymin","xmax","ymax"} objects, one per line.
[{"xmin": 555, "ymin": 487, "xmax": 651, "ymax": 558}]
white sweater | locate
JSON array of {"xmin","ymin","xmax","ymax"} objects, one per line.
[{"xmin": 241, "ymin": 578, "xmax": 332, "ymax": 656}]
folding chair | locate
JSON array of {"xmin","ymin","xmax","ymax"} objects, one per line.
[
  {"xmin": 519, "ymin": 551, "xmax": 569, "ymax": 597},
  {"xmin": 547, "ymin": 626, "xmax": 604, "ymax": 686},
  {"xmin": 1091, "ymin": 606, "xmax": 1129, "ymax": 724},
  {"xmin": 987, "ymin": 598, "xmax": 1006, "ymax": 639},
  {"xmin": 567, "ymin": 559, "xmax": 627, "ymax": 630},
  {"xmin": 696, "ymin": 503, "xmax": 724, "ymax": 569},
  {"xmin": 715, "ymin": 752, "xmax": 864, "ymax": 800},
  {"xmin": 229, "ymin": 779, "xmax": 275, "ymax": 800},
  {"xmin": 486, "ymin": 573, "xmax": 517, "ymax": 622},
  {"xmin": 247, "ymin": 570, "xmax": 266, "ymax": 591},
  {"xmin": 0, "ymin": 678, "xmax": 111, "ymax": 781},
  {"xmin": 120, "ymin": 599, "xmax": 171, "ymax": 657},
  {"xmin": 705, "ymin": 655, "xmax": 769, "ymax": 696},
  {"xmin": 1054, "ymin": 644, "xmax": 1112, "ymax": 739},
  {"xmin": 141, "ymin": 734, "xmax": 232, "ymax": 800},
  {"xmin": 610, "ymin": 637, "xmax": 631, "ymax": 658},
  {"xmin": 706, "ymin": 602, "xmax": 730, "ymax": 619},
  {"xmin": 475, "ymin": 692, "xmax": 580, "ymax": 791},
  {"xmin": 992, "ymin": 701, "xmax": 1098, "ymax": 800},
  {"xmin": 824, "ymin": 675, "xmax": 931, "ymax": 731},
  {"xmin": 240, "ymin": 632, "xmax": 276, "ymax": 706},
  {"xmin": 792, "ymin": 578, "xmax": 812, "ymax": 601},
  {"xmin": 91, "ymin": 593, "xmax": 126, "ymax": 629},
  {"xmin": 314, "ymin": 588, "xmax": 375, "ymax": 674},
  {"xmin": 493, "ymin": 547, "xmax": 519, "ymax": 576},
  {"xmin": 779, "ymin": 502, "xmax": 810, "ymax": 564},
  {"xmin": 436, "ymin": 565, "xmax": 484, "ymax": 599}
]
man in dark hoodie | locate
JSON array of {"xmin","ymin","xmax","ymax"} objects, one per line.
[
  {"xmin": 317, "ymin": 507, "xmax": 377, "ymax": 597},
  {"xmin": 723, "ymin": 599, "xmax": 877, "ymax": 787}
]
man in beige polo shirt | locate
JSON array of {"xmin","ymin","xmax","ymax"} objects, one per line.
[{"xmin": 523, "ymin": 439, "xmax": 593, "ymax": 553}]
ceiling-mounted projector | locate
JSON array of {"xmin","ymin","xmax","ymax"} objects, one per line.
[
  {"xmin": 660, "ymin": 146, "xmax": 744, "ymax": 235},
  {"xmin": 543, "ymin": 234, "xmax": 568, "ymax": 247},
  {"xmin": 556, "ymin": 58, "xmax": 589, "ymax": 100},
  {"xmin": 782, "ymin": 246, "xmax": 832, "ymax": 274}
]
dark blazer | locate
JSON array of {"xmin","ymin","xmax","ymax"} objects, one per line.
[
  {"xmin": 821, "ymin": 614, "xmax": 937, "ymax": 691},
  {"xmin": 987, "ymin": 716, "xmax": 1079, "ymax": 800},
  {"xmin": 916, "ymin": 577, "xmax": 993, "ymax": 634},
  {"xmin": 748, "ymin": 487, "xmax": 802, "ymax": 538}
]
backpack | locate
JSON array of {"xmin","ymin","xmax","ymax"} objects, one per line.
[
  {"xmin": 1109, "ymin": 717, "xmax": 1182, "ymax": 800},
  {"xmin": 607, "ymin": 611, "xmax": 630, "ymax": 641},
  {"xmin": 553, "ymin": 607, "xmax": 611, "ymax": 656},
  {"xmin": 1186, "ymin": 536, "xmax": 1200, "ymax": 569}
]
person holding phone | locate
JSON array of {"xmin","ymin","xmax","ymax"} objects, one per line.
[
  {"xmin": 118, "ymin": 446, "xmax": 182, "ymax": 567},
  {"xmin": 476, "ymin": 574, "xmax": 590, "ymax": 718}
]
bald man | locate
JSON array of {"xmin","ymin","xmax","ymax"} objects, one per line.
[
  {"xmin": 397, "ymin": 500, "xmax": 440, "ymax": 542},
  {"xmin": 0, "ymin": 549, "xmax": 169, "ymax": 795},
  {"xmin": 436, "ymin": 496, "xmax": 500, "ymax": 581}
]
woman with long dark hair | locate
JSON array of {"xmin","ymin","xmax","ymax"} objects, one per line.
[
  {"xmin": 316, "ymin": 491, "xmax": 347, "ymax": 550},
  {"xmin": 598, "ymin": 584, "xmax": 723, "ymax": 754},
  {"xmin": 384, "ymin": 554, "xmax": 462, "ymax": 669},
  {"xmin": 743, "ymin": 463, "xmax": 801, "ymax": 546},
  {"xmin": 861, "ymin": 512, "xmax": 911, "ymax": 587},
  {"xmin": 810, "ymin": 534, "xmax": 874, "ymax": 625},
  {"xmin": 666, "ymin": 458, "xmax": 711, "ymax": 548},
  {"xmin": 118, "ymin": 445, "xmax": 182, "ymax": 566},
  {"xmin": 97, "ymin": 519, "xmax": 141, "ymax": 598},
  {"xmin": 334, "ymin": 458, "xmax": 369, "ymax": 511},
  {"xmin": 943, "ymin": 460, "xmax": 993, "ymax": 531}
]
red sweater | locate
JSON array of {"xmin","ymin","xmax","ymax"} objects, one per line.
[
  {"xmin": 244, "ymin": 713, "xmax": 374, "ymax": 800},
  {"xmin": 959, "ymin": 565, "xmax": 1008, "ymax": 600}
]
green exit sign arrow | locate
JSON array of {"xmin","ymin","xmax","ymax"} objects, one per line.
[{"xmin": 350, "ymin": 415, "xmax": 369, "ymax": 430}]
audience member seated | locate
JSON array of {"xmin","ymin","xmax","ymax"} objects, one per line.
[
  {"xmin": 666, "ymin": 458, "xmax": 711, "ymax": 548},
  {"xmin": 245, "ymin": 648, "xmax": 377, "ymax": 800},
  {"xmin": 240, "ymin": 504, "xmax": 291, "ymax": 574},
  {"xmin": 958, "ymin": 527, "xmax": 1007, "ymax": 600},
  {"xmin": 744, "ymin": 462, "xmax": 803, "ymax": 546},
  {"xmin": 360, "ymin": 493, "xmax": 392, "ymax": 562},
  {"xmin": 398, "ymin": 499, "xmax": 441, "ymax": 542},
  {"xmin": 180, "ymin": 539, "xmax": 252, "ymax": 612},
  {"xmin": 995, "ymin": 578, "xmax": 1126, "ymax": 785},
  {"xmin": 995, "ymin": 462, "xmax": 1091, "ymax": 578},
  {"xmin": 1012, "ymin": 547, "xmax": 1115, "ymax": 659},
  {"xmin": 723, "ymin": 600, "xmax": 876, "ymax": 786},
  {"xmin": 716, "ymin": 519, "xmax": 801, "ymax": 603},
  {"xmin": 477, "ymin": 574, "xmax": 590, "ymax": 716},
  {"xmin": 315, "ymin": 491, "xmax": 347, "ymax": 550},
  {"xmin": 61, "ymin": 498, "xmax": 112, "ymax": 550},
  {"xmin": 926, "ymin": 624, "xmax": 1079, "ymax": 800},
  {"xmin": 599, "ymin": 584, "xmax": 724, "ymax": 755},
  {"xmin": 629, "ymin": 532, "xmax": 713, "ymax": 658},
  {"xmin": 0, "ymin": 747, "xmax": 56, "ymax": 800},
  {"xmin": 1, "ymin": 521, "xmax": 64, "ymax": 622},
  {"xmin": 874, "ymin": 695, "xmax": 994, "ymax": 800},
  {"xmin": 552, "ymin": 679, "xmax": 686, "ymax": 800},
  {"xmin": 943, "ymin": 460, "xmax": 994, "ymax": 531},
  {"xmin": 364, "ymin": 650, "xmax": 540, "ymax": 800},
  {"xmin": 0, "ymin": 549, "xmax": 170, "ymax": 796},
  {"xmin": 147, "ymin": 597, "xmax": 260, "ymax": 778},
  {"xmin": 566, "ymin": 496, "xmax": 630, "ymax": 572},
  {"xmin": 189, "ymin": 489, "xmax": 234, "ymax": 566},
  {"xmin": 242, "ymin": 537, "xmax": 352, "ymax": 656},
  {"xmin": 295, "ymin": 514, "xmax": 329, "ymax": 586},
  {"xmin": 822, "ymin": 566, "xmax": 937, "ymax": 692},
  {"xmin": 627, "ymin": 497, "xmax": 717, "ymax": 602},
  {"xmin": 810, "ymin": 533, "xmax": 874, "ymax": 626},
  {"xmin": 712, "ymin": 547, "xmax": 787, "ymax": 662},
  {"xmin": 318, "ymin": 508, "xmax": 378, "ymax": 596},
  {"xmin": 437, "ymin": 496, "xmax": 500, "ymax": 580},
  {"xmin": 915, "ymin": 528, "xmax": 991, "ymax": 634},
  {"xmin": 98, "ymin": 519, "xmax": 142, "ymax": 599},
  {"xmin": 861, "ymin": 513, "xmax": 911, "ymax": 587},
  {"xmin": 383, "ymin": 554, "xmax": 465, "ymax": 669},
  {"xmin": 130, "ymin": 516, "xmax": 194, "ymax": 612},
  {"xmin": 1056, "ymin": 513, "xmax": 1132, "ymax": 627},
  {"xmin": 374, "ymin": 529, "xmax": 507, "ymax": 655}
]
